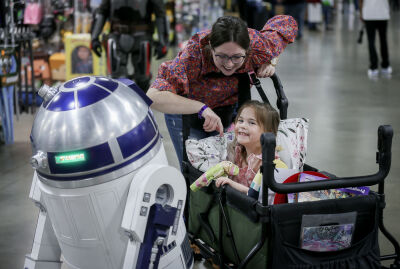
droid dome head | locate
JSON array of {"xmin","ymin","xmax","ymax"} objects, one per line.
[{"xmin": 30, "ymin": 76, "xmax": 161, "ymax": 188}]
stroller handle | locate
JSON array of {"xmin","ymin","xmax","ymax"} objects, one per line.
[
  {"xmin": 250, "ymin": 72, "xmax": 288, "ymax": 120},
  {"xmin": 260, "ymin": 125, "xmax": 393, "ymax": 197},
  {"xmin": 271, "ymin": 73, "xmax": 289, "ymax": 120}
]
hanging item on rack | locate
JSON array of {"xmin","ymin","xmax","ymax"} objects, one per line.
[
  {"xmin": 0, "ymin": 47, "xmax": 18, "ymax": 145},
  {"xmin": 24, "ymin": 0, "xmax": 44, "ymax": 25},
  {"xmin": 2, "ymin": 1, "xmax": 38, "ymax": 122},
  {"xmin": 0, "ymin": 0, "xmax": 19, "ymax": 145},
  {"xmin": 174, "ymin": 0, "xmax": 224, "ymax": 50},
  {"xmin": 39, "ymin": 15, "xmax": 57, "ymax": 39}
]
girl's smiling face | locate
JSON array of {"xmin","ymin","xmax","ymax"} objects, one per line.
[
  {"xmin": 211, "ymin": 42, "xmax": 247, "ymax": 76},
  {"xmin": 234, "ymin": 107, "xmax": 264, "ymax": 153}
]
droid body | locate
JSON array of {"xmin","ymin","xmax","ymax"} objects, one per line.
[{"xmin": 24, "ymin": 76, "xmax": 193, "ymax": 269}]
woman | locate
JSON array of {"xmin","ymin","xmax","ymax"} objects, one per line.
[
  {"xmin": 147, "ymin": 15, "xmax": 297, "ymax": 164},
  {"xmin": 359, "ymin": 0, "xmax": 392, "ymax": 78}
]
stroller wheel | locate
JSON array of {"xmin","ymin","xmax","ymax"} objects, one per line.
[
  {"xmin": 206, "ymin": 258, "xmax": 221, "ymax": 269},
  {"xmin": 190, "ymin": 242, "xmax": 204, "ymax": 261},
  {"xmin": 193, "ymin": 253, "xmax": 203, "ymax": 261},
  {"xmin": 190, "ymin": 242, "xmax": 201, "ymax": 254}
]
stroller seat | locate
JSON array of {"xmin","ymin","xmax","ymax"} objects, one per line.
[
  {"xmin": 181, "ymin": 74, "xmax": 400, "ymax": 269},
  {"xmin": 184, "ymin": 126, "xmax": 398, "ymax": 269}
]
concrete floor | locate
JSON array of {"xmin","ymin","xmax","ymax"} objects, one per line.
[{"xmin": 1, "ymin": 8, "xmax": 400, "ymax": 269}]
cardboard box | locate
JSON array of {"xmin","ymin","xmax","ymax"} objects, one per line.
[
  {"xmin": 65, "ymin": 33, "xmax": 107, "ymax": 80},
  {"xmin": 49, "ymin": 52, "xmax": 66, "ymax": 81},
  {"xmin": 21, "ymin": 59, "xmax": 51, "ymax": 85}
]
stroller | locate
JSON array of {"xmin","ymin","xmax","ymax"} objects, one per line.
[{"xmin": 181, "ymin": 73, "xmax": 400, "ymax": 268}]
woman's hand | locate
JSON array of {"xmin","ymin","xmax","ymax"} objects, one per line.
[
  {"xmin": 202, "ymin": 107, "xmax": 224, "ymax": 136},
  {"xmin": 215, "ymin": 177, "xmax": 234, "ymax": 188},
  {"xmin": 257, "ymin": 63, "xmax": 275, "ymax": 78}
]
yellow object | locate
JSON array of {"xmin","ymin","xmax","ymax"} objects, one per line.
[
  {"xmin": 270, "ymin": 57, "xmax": 279, "ymax": 67},
  {"xmin": 275, "ymin": 4, "xmax": 285, "ymax": 15},
  {"xmin": 62, "ymin": 31, "xmax": 73, "ymax": 43},
  {"xmin": 226, "ymin": 0, "xmax": 231, "ymax": 11},
  {"xmin": 49, "ymin": 52, "xmax": 66, "ymax": 81},
  {"xmin": 65, "ymin": 34, "xmax": 107, "ymax": 80},
  {"xmin": 274, "ymin": 159, "xmax": 288, "ymax": 169},
  {"xmin": 103, "ymin": 21, "xmax": 111, "ymax": 34},
  {"xmin": 190, "ymin": 161, "xmax": 239, "ymax": 192}
]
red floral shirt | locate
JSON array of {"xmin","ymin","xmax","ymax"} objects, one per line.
[{"xmin": 151, "ymin": 15, "xmax": 298, "ymax": 109}]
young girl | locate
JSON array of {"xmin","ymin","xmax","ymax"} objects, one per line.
[{"xmin": 214, "ymin": 100, "xmax": 286, "ymax": 199}]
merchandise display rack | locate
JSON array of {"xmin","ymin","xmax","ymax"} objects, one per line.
[
  {"xmin": 174, "ymin": 0, "xmax": 224, "ymax": 49},
  {"xmin": 1, "ymin": 0, "xmax": 36, "ymax": 144}
]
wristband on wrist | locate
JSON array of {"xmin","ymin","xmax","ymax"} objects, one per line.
[
  {"xmin": 270, "ymin": 57, "xmax": 278, "ymax": 67},
  {"xmin": 198, "ymin": 105, "xmax": 208, "ymax": 119}
]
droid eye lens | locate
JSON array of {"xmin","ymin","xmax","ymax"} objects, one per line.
[
  {"xmin": 155, "ymin": 184, "xmax": 174, "ymax": 206},
  {"xmin": 30, "ymin": 158, "xmax": 39, "ymax": 168}
]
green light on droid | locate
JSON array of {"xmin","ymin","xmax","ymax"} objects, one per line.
[{"xmin": 55, "ymin": 152, "xmax": 86, "ymax": 164}]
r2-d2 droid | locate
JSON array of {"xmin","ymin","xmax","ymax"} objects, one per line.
[{"xmin": 24, "ymin": 76, "xmax": 193, "ymax": 269}]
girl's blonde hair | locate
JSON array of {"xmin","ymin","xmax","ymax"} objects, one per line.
[{"xmin": 227, "ymin": 101, "xmax": 280, "ymax": 164}]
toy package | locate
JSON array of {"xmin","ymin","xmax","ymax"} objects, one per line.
[
  {"xmin": 288, "ymin": 173, "xmax": 369, "ymax": 203},
  {"xmin": 49, "ymin": 52, "xmax": 66, "ymax": 81},
  {"xmin": 300, "ymin": 212, "xmax": 357, "ymax": 252},
  {"xmin": 65, "ymin": 34, "xmax": 106, "ymax": 80}
]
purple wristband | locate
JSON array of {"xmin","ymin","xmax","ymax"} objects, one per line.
[{"xmin": 198, "ymin": 105, "xmax": 208, "ymax": 119}]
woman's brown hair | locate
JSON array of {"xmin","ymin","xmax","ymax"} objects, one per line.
[{"xmin": 209, "ymin": 16, "xmax": 250, "ymax": 50}]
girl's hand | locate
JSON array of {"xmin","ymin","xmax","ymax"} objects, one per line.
[
  {"xmin": 257, "ymin": 63, "xmax": 275, "ymax": 78},
  {"xmin": 202, "ymin": 107, "xmax": 224, "ymax": 136},
  {"xmin": 215, "ymin": 177, "xmax": 233, "ymax": 188},
  {"xmin": 216, "ymin": 177, "xmax": 250, "ymax": 194}
]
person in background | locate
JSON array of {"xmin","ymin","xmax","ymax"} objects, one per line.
[
  {"xmin": 354, "ymin": 0, "xmax": 360, "ymax": 11},
  {"xmin": 390, "ymin": 0, "xmax": 399, "ymax": 11},
  {"xmin": 307, "ymin": 0, "xmax": 321, "ymax": 31},
  {"xmin": 147, "ymin": 15, "xmax": 297, "ymax": 165},
  {"xmin": 322, "ymin": 0, "xmax": 334, "ymax": 30},
  {"xmin": 359, "ymin": 0, "xmax": 392, "ymax": 78},
  {"xmin": 278, "ymin": 0, "xmax": 306, "ymax": 39}
]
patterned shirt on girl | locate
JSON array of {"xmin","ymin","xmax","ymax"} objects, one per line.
[
  {"xmin": 231, "ymin": 145, "xmax": 262, "ymax": 187},
  {"xmin": 231, "ymin": 144, "xmax": 287, "ymax": 201}
]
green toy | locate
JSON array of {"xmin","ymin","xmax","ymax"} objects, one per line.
[{"xmin": 190, "ymin": 161, "xmax": 239, "ymax": 192}]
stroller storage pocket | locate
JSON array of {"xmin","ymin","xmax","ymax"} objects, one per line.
[
  {"xmin": 269, "ymin": 194, "xmax": 381, "ymax": 269},
  {"xmin": 186, "ymin": 163, "xmax": 269, "ymax": 268}
]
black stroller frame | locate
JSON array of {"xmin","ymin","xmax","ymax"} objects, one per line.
[{"xmin": 182, "ymin": 74, "xmax": 400, "ymax": 269}]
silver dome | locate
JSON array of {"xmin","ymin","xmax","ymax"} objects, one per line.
[{"xmin": 31, "ymin": 76, "xmax": 161, "ymax": 188}]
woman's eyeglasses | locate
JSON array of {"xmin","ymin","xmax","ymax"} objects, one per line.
[{"xmin": 212, "ymin": 49, "xmax": 246, "ymax": 64}]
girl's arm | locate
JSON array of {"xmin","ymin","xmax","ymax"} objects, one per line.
[
  {"xmin": 248, "ymin": 171, "xmax": 262, "ymax": 200},
  {"xmin": 215, "ymin": 177, "xmax": 249, "ymax": 194}
]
